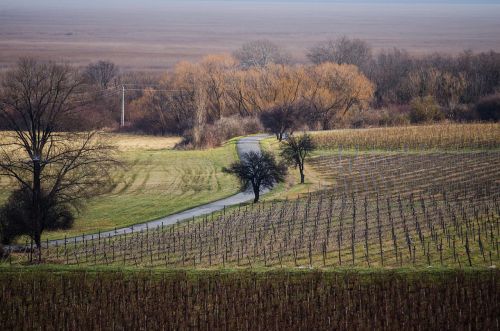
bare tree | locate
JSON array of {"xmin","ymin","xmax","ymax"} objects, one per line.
[
  {"xmin": 224, "ymin": 151, "xmax": 287, "ymax": 203},
  {"xmin": 304, "ymin": 63, "xmax": 374, "ymax": 129},
  {"xmin": 260, "ymin": 103, "xmax": 305, "ymax": 141},
  {"xmin": 0, "ymin": 58, "xmax": 118, "ymax": 260},
  {"xmin": 308, "ymin": 37, "xmax": 372, "ymax": 70},
  {"xmin": 280, "ymin": 134, "xmax": 315, "ymax": 184},
  {"xmin": 84, "ymin": 60, "xmax": 119, "ymax": 89},
  {"xmin": 234, "ymin": 40, "xmax": 291, "ymax": 69}
]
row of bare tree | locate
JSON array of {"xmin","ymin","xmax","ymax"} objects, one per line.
[
  {"xmin": 129, "ymin": 57, "xmax": 374, "ymax": 145},
  {"xmin": 1, "ymin": 38, "xmax": 499, "ymax": 143},
  {"xmin": 75, "ymin": 38, "xmax": 499, "ymax": 145}
]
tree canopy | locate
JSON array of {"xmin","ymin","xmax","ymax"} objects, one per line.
[
  {"xmin": 224, "ymin": 151, "xmax": 287, "ymax": 203},
  {"xmin": 280, "ymin": 134, "xmax": 316, "ymax": 184}
]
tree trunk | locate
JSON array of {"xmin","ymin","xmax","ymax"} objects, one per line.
[
  {"xmin": 299, "ymin": 165, "xmax": 305, "ymax": 184},
  {"xmin": 32, "ymin": 157, "xmax": 42, "ymax": 262},
  {"xmin": 34, "ymin": 231, "xmax": 42, "ymax": 262},
  {"xmin": 252, "ymin": 185, "xmax": 260, "ymax": 203}
]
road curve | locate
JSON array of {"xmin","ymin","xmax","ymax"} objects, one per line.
[{"xmin": 48, "ymin": 134, "xmax": 270, "ymax": 245}]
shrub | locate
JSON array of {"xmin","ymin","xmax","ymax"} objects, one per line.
[
  {"xmin": 344, "ymin": 106, "xmax": 410, "ymax": 128},
  {"xmin": 180, "ymin": 116, "xmax": 263, "ymax": 149},
  {"xmin": 0, "ymin": 188, "xmax": 74, "ymax": 245},
  {"xmin": 409, "ymin": 96, "xmax": 444, "ymax": 123}
]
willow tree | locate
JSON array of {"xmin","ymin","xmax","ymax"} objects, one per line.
[
  {"xmin": 304, "ymin": 63, "xmax": 374, "ymax": 129},
  {"xmin": 0, "ymin": 58, "xmax": 117, "ymax": 260}
]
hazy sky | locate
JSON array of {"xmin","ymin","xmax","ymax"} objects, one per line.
[{"xmin": 2, "ymin": 0, "xmax": 499, "ymax": 10}]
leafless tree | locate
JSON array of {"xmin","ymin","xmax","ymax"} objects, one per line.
[
  {"xmin": 224, "ymin": 151, "xmax": 287, "ymax": 203},
  {"xmin": 234, "ymin": 40, "xmax": 291, "ymax": 69},
  {"xmin": 260, "ymin": 103, "xmax": 305, "ymax": 141},
  {"xmin": 84, "ymin": 60, "xmax": 119, "ymax": 90},
  {"xmin": 369, "ymin": 48, "xmax": 415, "ymax": 106},
  {"xmin": 0, "ymin": 58, "xmax": 118, "ymax": 260},
  {"xmin": 308, "ymin": 37, "xmax": 372, "ymax": 69},
  {"xmin": 280, "ymin": 133, "xmax": 315, "ymax": 184}
]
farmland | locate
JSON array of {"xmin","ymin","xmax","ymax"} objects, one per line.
[
  {"xmin": 0, "ymin": 267, "xmax": 497, "ymax": 330},
  {"xmin": 1, "ymin": 0, "xmax": 499, "ymax": 327},
  {"xmin": 311, "ymin": 123, "xmax": 500, "ymax": 152},
  {"xmin": 1, "ymin": 124, "xmax": 499, "ymax": 329},
  {"xmin": 0, "ymin": 133, "xmax": 240, "ymax": 240},
  {"xmin": 8, "ymin": 124, "xmax": 496, "ymax": 270}
]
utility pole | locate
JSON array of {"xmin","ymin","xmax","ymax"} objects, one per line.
[{"xmin": 121, "ymin": 85, "xmax": 125, "ymax": 127}]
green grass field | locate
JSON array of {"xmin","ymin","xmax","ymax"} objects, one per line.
[{"xmin": 0, "ymin": 134, "xmax": 240, "ymax": 240}]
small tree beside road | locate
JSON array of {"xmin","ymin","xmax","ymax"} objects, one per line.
[
  {"xmin": 224, "ymin": 151, "xmax": 287, "ymax": 203},
  {"xmin": 280, "ymin": 133, "xmax": 316, "ymax": 184}
]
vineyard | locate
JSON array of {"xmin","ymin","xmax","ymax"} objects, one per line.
[
  {"xmin": 1, "ymin": 124, "xmax": 499, "ymax": 330},
  {"xmin": 0, "ymin": 268, "xmax": 497, "ymax": 330},
  {"xmin": 311, "ymin": 123, "xmax": 500, "ymax": 151},
  {"xmin": 13, "ymin": 148, "xmax": 498, "ymax": 269}
]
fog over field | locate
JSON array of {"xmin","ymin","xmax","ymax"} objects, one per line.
[{"xmin": 0, "ymin": 0, "xmax": 499, "ymax": 70}]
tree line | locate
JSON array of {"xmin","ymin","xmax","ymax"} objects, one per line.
[
  {"xmin": 2, "ymin": 38, "xmax": 497, "ymax": 148},
  {"xmin": 98, "ymin": 39, "xmax": 500, "ymax": 146}
]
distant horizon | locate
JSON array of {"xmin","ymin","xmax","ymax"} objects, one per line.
[
  {"xmin": 1, "ymin": 0, "xmax": 499, "ymax": 70},
  {"xmin": 2, "ymin": 0, "xmax": 500, "ymax": 10}
]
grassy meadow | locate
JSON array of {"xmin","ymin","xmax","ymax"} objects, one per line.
[{"xmin": 0, "ymin": 133, "xmax": 240, "ymax": 241}]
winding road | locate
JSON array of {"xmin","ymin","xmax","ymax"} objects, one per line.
[{"xmin": 48, "ymin": 134, "xmax": 270, "ymax": 245}]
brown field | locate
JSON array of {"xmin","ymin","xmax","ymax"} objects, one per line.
[{"xmin": 1, "ymin": 2, "xmax": 500, "ymax": 71}]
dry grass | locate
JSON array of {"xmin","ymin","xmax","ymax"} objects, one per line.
[
  {"xmin": 104, "ymin": 134, "xmax": 182, "ymax": 151},
  {"xmin": 311, "ymin": 123, "xmax": 500, "ymax": 151}
]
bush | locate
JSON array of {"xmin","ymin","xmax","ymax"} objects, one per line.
[
  {"xmin": 444, "ymin": 104, "xmax": 475, "ymax": 122},
  {"xmin": 180, "ymin": 116, "xmax": 263, "ymax": 149},
  {"xmin": 0, "ymin": 188, "xmax": 74, "ymax": 245},
  {"xmin": 409, "ymin": 96, "xmax": 444, "ymax": 123},
  {"xmin": 344, "ymin": 106, "xmax": 411, "ymax": 128},
  {"xmin": 475, "ymin": 94, "xmax": 500, "ymax": 121}
]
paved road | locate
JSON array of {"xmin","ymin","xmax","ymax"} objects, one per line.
[{"xmin": 48, "ymin": 134, "xmax": 270, "ymax": 245}]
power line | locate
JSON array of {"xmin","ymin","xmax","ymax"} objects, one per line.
[{"xmin": 123, "ymin": 88, "xmax": 181, "ymax": 92}]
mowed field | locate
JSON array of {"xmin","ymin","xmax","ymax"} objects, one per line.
[
  {"xmin": 0, "ymin": 133, "xmax": 240, "ymax": 241},
  {"xmin": 1, "ymin": 2, "xmax": 500, "ymax": 70}
]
